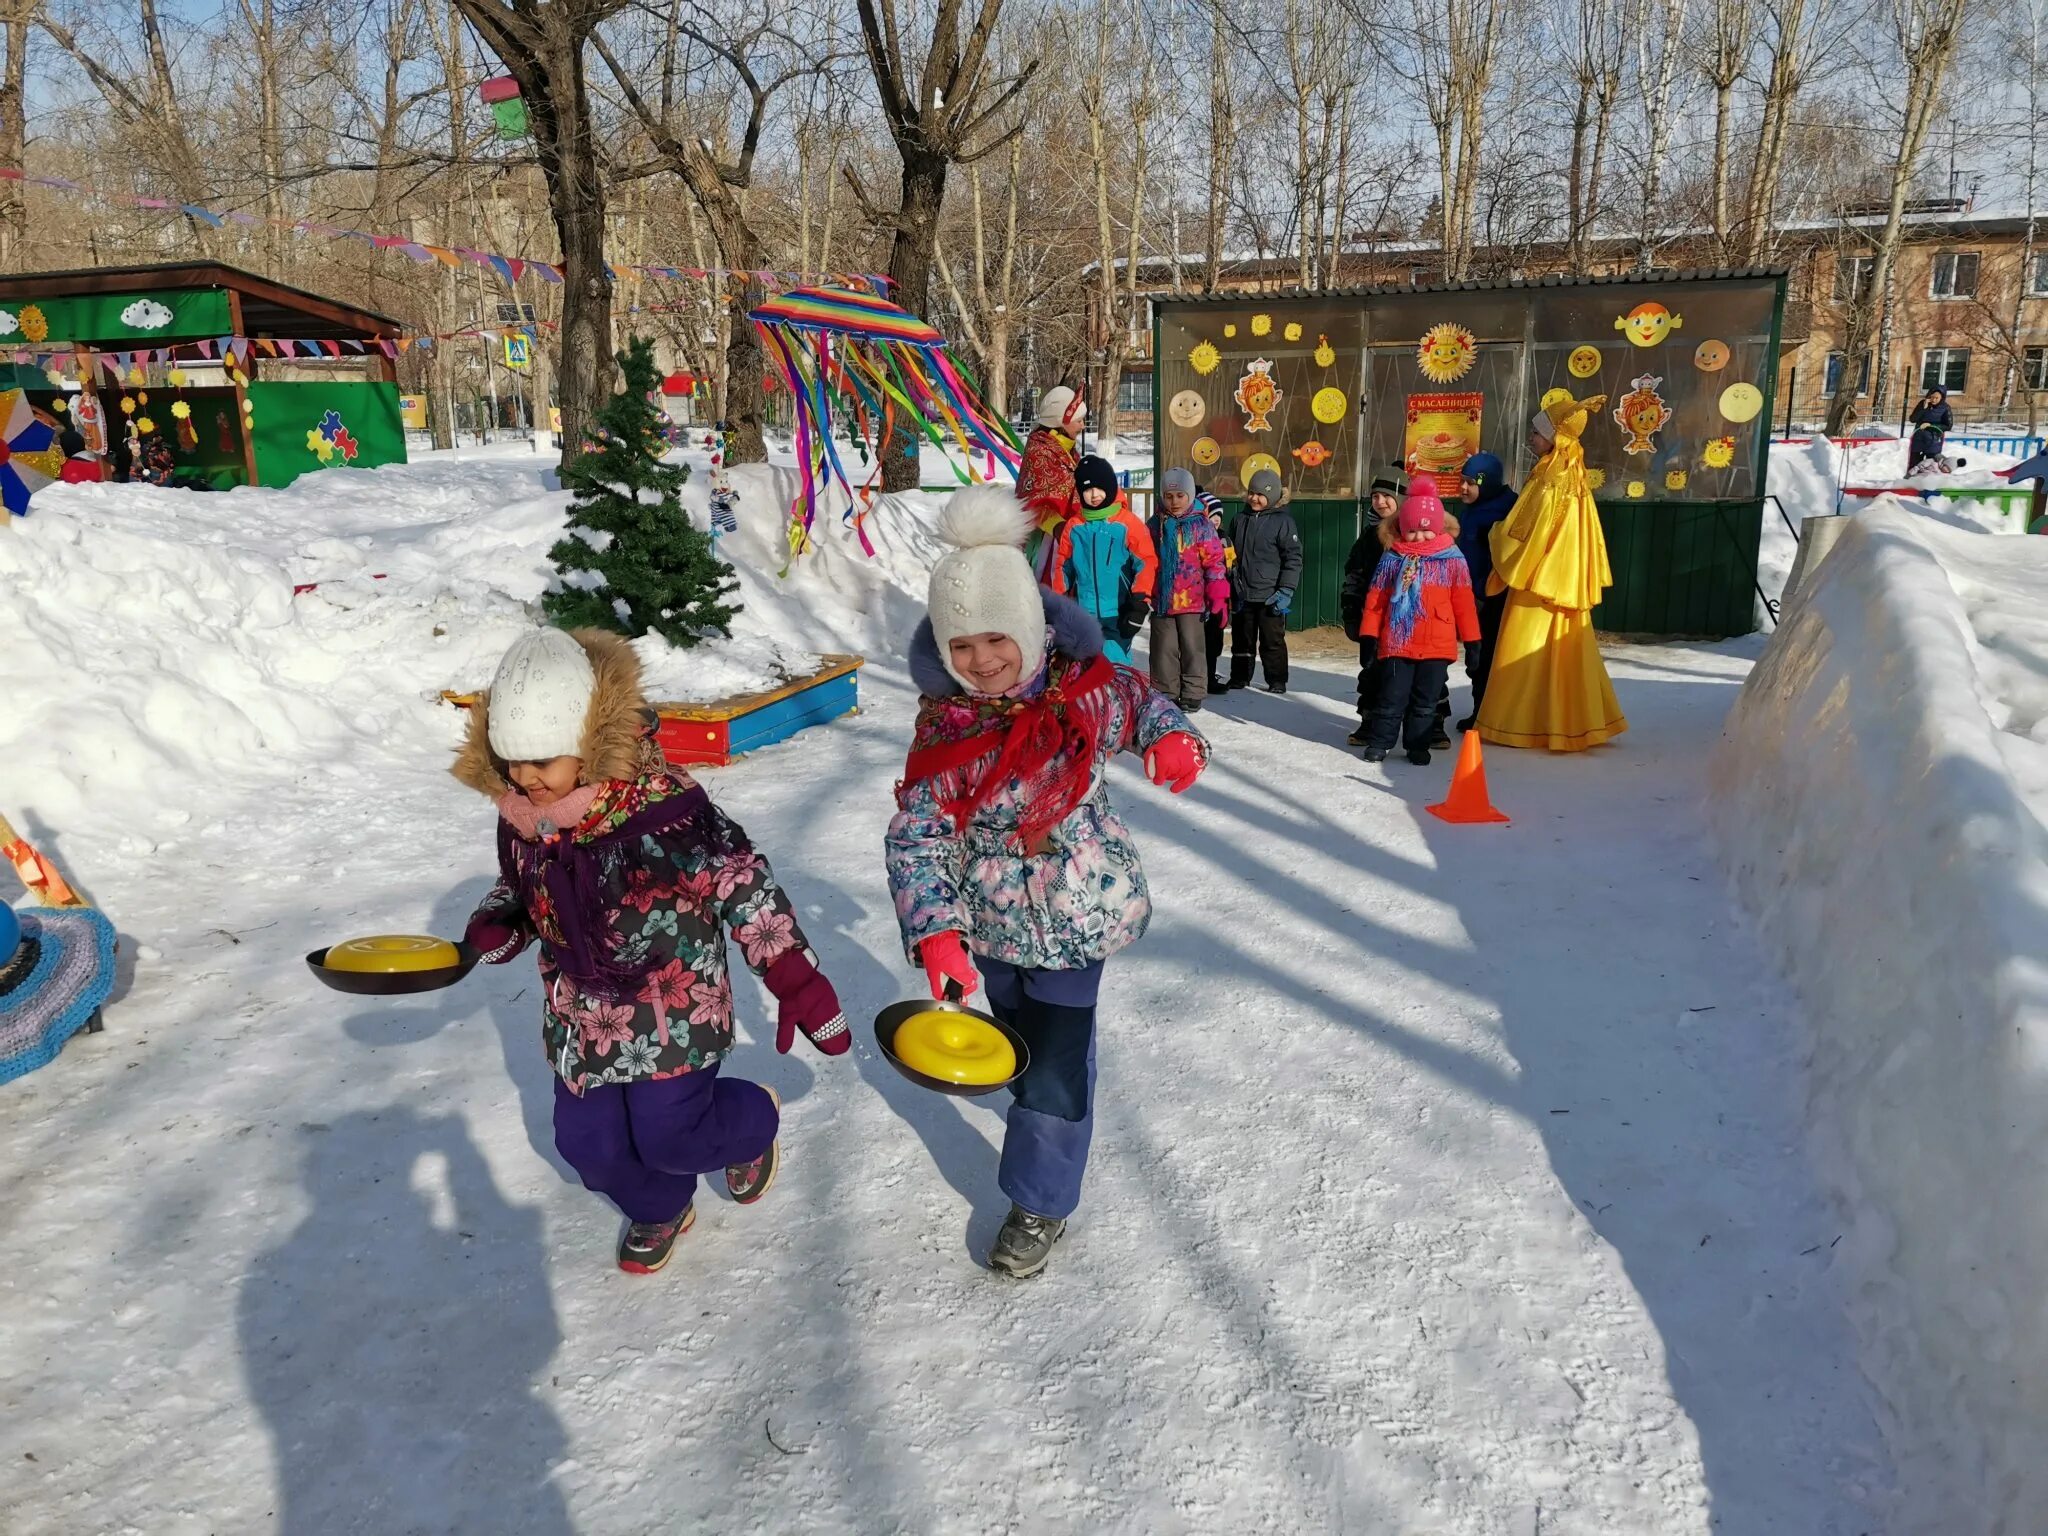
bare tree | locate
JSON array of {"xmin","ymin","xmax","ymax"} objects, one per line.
[
  {"xmin": 1564, "ymin": 0, "xmax": 1625, "ymax": 273},
  {"xmin": 451, "ymin": 0, "xmax": 628, "ymax": 464},
  {"xmin": 1824, "ymin": 0, "xmax": 1971, "ymax": 436},
  {"xmin": 1696, "ymin": 0, "xmax": 1753, "ymax": 259},
  {"xmin": 594, "ymin": 7, "xmax": 832, "ymax": 465},
  {"xmin": 853, "ymin": 0, "xmax": 1037, "ymax": 489},
  {"xmin": 1204, "ymin": 0, "xmax": 1237, "ymax": 291},
  {"xmin": 0, "ymin": 0, "xmax": 30, "ymax": 267},
  {"xmin": 934, "ymin": 138, "xmax": 1025, "ymax": 415},
  {"xmin": 1631, "ymin": 0, "xmax": 1689, "ymax": 268},
  {"xmin": 1396, "ymin": 0, "xmax": 1506, "ymax": 279}
]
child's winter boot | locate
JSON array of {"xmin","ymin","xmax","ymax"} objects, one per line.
[
  {"xmin": 619, "ymin": 1205, "xmax": 696, "ymax": 1274},
  {"xmin": 989, "ymin": 1204, "xmax": 1066, "ymax": 1278},
  {"xmin": 725, "ymin": 1086, "xmax": 781, "ymax": 1205}
]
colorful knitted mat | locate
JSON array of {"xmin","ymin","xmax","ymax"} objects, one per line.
[{"xmin": 0, "ymin": 906, "xmax": 115, "ymax": 1086}]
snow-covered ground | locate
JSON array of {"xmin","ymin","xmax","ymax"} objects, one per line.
[
  {"xmin": 0, "ymin": 455, "xmax": 1890, "ymax": 1532},
  {"xmin": 1711, "ymin": 502, "xmax": 2048, "ymax": 1533}
]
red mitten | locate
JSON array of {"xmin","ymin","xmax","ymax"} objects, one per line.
[
  {"xmin": 1144, "ymin": 731, "xmax": 1207, "ymax": 794},
  {"xmin": 919, "ymin": 931, "xmax": 980, "ymax": 1001},
  {"xmin": 464, "ymin": 909, "xmax": 530, "ymax": 965},
  {"xmin": 762, "ymin": 950, "xmax": 849, "ymax": 1056}
]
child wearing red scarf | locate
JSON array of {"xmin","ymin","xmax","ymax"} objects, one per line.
[{"xmin": 885, "ymin": 487, "xmax": 1207, "ymax": 1277}]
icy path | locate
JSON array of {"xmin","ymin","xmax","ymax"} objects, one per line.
[{"xmin": 0, "ymin": 642, "xmax": 1887, "ymax": 1534}]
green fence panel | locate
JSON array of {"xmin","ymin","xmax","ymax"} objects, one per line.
[
  {"xmin": 246, "ymin": 380, "xmax": 407, "ymax": 488},
  {"xmin": 1221, "ymin": 498, "xmax": 1356, "ymax": 632},
  {"xmin": 1594, "ymin": 499, "xmax": 1760, "ymax": 637}
]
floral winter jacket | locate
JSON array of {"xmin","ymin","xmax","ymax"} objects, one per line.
[
  {"xmin": 467, "ymin": 770, "xmax": 816, "ymax": 1094},
  {"xmin": 1146, "ymin": 507, "xmax": 1232, "ymax": 618},
  {"xmin": 884, "ymin": 591, "xmax": 1200, "ymax": 972}
]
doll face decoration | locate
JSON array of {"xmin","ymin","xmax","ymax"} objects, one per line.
[
  {"xmin": 1613, "ymin": 374, "xmax": 1672, "ymax": 454},
  {"xmin": 1567, "ymin": 345, "xmax": 1603, "ymax": 378},
  {"xmin": 1235, "ymin": 359, "xmax": 1281, "ymax": 432},
  {"xmin": 1292, "ymin": 439, "xmax": 1332, "ymax": 468},
  {"xmin": 1693, "ymin": 339, "xmax": 1730, "ymax": 372},
  {"xmin": 1616, "ymin": 302, "xmax": 1682, "ymax": 348}
]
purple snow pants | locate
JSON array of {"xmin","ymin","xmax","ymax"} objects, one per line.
[
  {"xmin": 977, "ymin": 958, "xmax": 1104, "ymax": 1222},
  {"xmin": 552, "ymin": 1065, "xmax": 778, "ymax": 1223}
]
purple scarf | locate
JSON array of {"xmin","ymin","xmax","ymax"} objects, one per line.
[{"xmin": 496, "ymin": 775, "xmax": 738, "ymax": 1002}]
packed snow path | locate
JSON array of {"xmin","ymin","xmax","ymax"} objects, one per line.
[{"xmin": 1, "ymin": 640, "xmax": 1886, "ymax": 1533}]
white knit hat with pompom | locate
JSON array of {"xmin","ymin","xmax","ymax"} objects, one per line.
[
  {"xmin": 928, "ymin": 486, "xmax": 1047, "ymax": 691},
  {"xmin": 487, "ymin": 627, "xmax": 595, "ymax": 762}
]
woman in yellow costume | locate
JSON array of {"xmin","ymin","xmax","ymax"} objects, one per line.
[{"xmin": 1474, "ymin": 393, "xmax": 1627, "ymax": 752}]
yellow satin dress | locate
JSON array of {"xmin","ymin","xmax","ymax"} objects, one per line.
[{"xmin": 1475, "ymin": 426, "xmax": 1627, "ymax": 752}]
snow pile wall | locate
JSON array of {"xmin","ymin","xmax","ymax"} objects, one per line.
[{"xmin": 1708, "ymin": 501, "xmax": 2048, "ymax": 1531}]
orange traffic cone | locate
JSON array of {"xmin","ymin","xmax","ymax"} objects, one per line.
[{"xmin": 1427, "ymin": 730, "xmax": 1510, "ymax": 825}]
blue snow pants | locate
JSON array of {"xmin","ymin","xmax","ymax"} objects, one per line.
[{"xmin": 975, "ymin": 957, "xmax": 1104, "ymax": 1221}]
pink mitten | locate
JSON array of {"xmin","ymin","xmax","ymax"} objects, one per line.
[
  {"xmin": 1144, "ymin": 732, "xmax": 1207, "ymax": 794},
  {"xmin": 763, "ymin": 950, "xmax": 849, "ymax": 1056},
  {"xmin": 919, "ymin": 931, "xmax": 980, "ymax": 1001}
]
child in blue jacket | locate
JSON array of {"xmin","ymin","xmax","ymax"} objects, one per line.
[
  {"xmin": 1048, "ymin": 455, "xmax": 1158, "ymax": 663},
  {"xmin": 1453, "ymin": 452, "xmax": 1517, "ymax": 729}
]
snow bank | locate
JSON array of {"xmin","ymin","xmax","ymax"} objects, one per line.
[
  {"xmin": 1708, "ymin": 501, "xmax": 2048, "ymax": 1530},
  {"xmin": 0, "ymin": 451, "xmax": 944, "ymax": 893}
]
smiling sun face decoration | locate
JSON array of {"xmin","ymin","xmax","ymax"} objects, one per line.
[
  {"xmin": 1616, "ymin": 302, "xmax": 1682, "ymax": 348},
  {"xmin": 1416, "ymin": 322, "xmax": 1478, "ymax": 384}
]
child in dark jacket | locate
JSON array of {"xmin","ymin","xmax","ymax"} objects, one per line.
[
  {"xmin": 886, "ymin": 487, "xmax": 1206, "ymax": 1278},
  {"xmin": 1341, "ymin": 469, "xmax": 1405, "ymax": 744},
  {"xmin": 1360, "ymin": 485, "xmax": 1482, "ymax": 765},
  {"xmin": 1228, "ymin": 468, "xmax": 1303, "ymax": 692},
  {"xmin": 1146, "ymin": 468, "xmax": 1231, "ymax": 711},
  {"xmin": 1453, "ymin": 452, "xmax": 1516, "ymax": 729},
  {"xmin": 456, "ymin": 628, "xmax": 847, "ymax": 1275}
]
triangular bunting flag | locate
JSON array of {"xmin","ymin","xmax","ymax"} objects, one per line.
[{"xmin": 321, "ymin": 340, "xmax": 342, "ymax": 358}]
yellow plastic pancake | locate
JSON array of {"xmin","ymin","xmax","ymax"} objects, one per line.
[
  {"xmin": 324, "ymin": 935, "xmax": 462, "ymax": 973},
  {"xmin": 1311, "ymin": 386, "xmax": 1347, "ymax": 424},
  {"xmin": 893, "ymin": 1010, "xmax": 1017, "ymax": 1085},
  {"xmin": 1240, "ymin": 451, "xmax": 1282, "ymax": 484}
]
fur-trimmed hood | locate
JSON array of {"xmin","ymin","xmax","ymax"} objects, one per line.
[
  {"xmin": 909, "ymin": 588, "xmax": 1104, "ymax": 698},
  {"xmin": 452, "ymin": 628, "xmax": 657, "ymax": 799}
]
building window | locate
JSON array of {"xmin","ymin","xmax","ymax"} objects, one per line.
[
  {"xmin": 1834, "ymin": 255, "xmax": 1877, "ymax": 302},
  {"xmin": 2031, "ymin": 253, "xmax": 2048, "ymax": 297},
  {"xmin": 1823, "ymin": 351, "xmax": 1871, "ymax": 396},
  {"xmin": 1921, "ymin": 347, "xmax": 1970, "ymax": 392},
  {"xmin": 2026, "ymin": 346, "xmax": 2048, "ymax": 392},
  {"xmin": 1929, "ymin": 251, "xmax": 1980, "ymax": 299},
  {"xmin": 1115, "ymin": 370, "xmax": 1151, "ymax": 414}
]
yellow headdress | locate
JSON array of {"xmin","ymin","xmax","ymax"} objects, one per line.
[{"xmin": 1541, "ymin": 392, "xmax": 1608, "ymax": 444}]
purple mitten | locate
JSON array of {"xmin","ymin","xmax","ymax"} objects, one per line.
[
  {"xmin": 465, "ymin": 909, "xmax": 530, "ymax": 965},
  {"xmin": 763, "ymin": 949, "xmax": 849, "ymax": 1057}
]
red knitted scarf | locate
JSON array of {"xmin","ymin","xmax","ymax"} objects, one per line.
[{"xmin": 898, "ymin": 654, "xmax": 1117, "ymax": 847}]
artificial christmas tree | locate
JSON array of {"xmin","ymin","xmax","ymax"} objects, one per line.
[{"xmin": 544, "ymin": 337, "xmax": 738, "ymax": 647}]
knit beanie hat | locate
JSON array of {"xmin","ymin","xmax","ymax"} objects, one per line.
[
  {"xmin": 1036, "ymin": 386, "xmax": 1085, "ymax": 432},
  {"xmin": 927, "ymin": 486, "xmax": 1048, "ymax": 692},
  {"xmin": 1074, "ymin": 454, "xmax": 1119, "ymax": 505},
  {"xmin": 1369, "ymin": 467, "xmax": 1408, "ymax": 498},
  {"xmin": 1160, "ymin": 467, "xmax": 1195, "ymax": 498},
  {"xmin": 1396, "ymin": 482, "xmax": 1446, "ymax": 538},
  {"xmin": 1247, "ymin": 467, "xmax": 1284, "ymax": 504},
  {"xmin": 487, "ymin": 628, "xmax": 595, "ymax": 762}
]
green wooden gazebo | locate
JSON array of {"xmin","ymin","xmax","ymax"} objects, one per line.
[
  {"xmin": 1151, "ymin": 268, "xmax": 1788, "ymax": 637},
  {"xmin": 0, "ymin": 261, "xmax": 407, "ymax": 490}
]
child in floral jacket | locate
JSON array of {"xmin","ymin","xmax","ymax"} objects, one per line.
[
  {"xmin": 885, "ymin": 487, "xmax": 1207, "ymax": 1278},
  {"xmin": 1146, "ymin": 467, "xmax": 1231, "ymax": 712},
  {"xmin": 456, "ymin": 627, "xmax": 846, "ymax": 1274}
]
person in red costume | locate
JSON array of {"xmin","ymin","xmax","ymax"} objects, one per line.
[
  {"xmin": 1016, "ymin": 385, "xmax": 1087, "ymax": 582},
  {"xmin": 885, "ymin": 486, "xmax": 1206, "ymax": 1278}
]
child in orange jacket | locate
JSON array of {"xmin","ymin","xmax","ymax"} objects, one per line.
[{"xmin": 1360, "ymin": 483, "xmax": 1480, "ymax": 766}]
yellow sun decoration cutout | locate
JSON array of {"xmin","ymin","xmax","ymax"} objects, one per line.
[{"xmin": 1416, "ymin": 322, "xmax": 1477, "ymax": 384}]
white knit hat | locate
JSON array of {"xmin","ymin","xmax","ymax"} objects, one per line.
[
  {"xmin": 1035, "ymin": 386, "xmax": 1085, "ymax": 431},
  {"xmin": 928, "ymin": 486, "xmax": 1047, "ymax": 691},
  {"xmin": 487, "ymin": 628, "xmax": 595, "ymax": 762}
]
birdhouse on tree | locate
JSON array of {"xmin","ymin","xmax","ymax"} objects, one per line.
[{"xmin": 480, "ymin": 76, "xmax": 528, "ymax": 140}]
